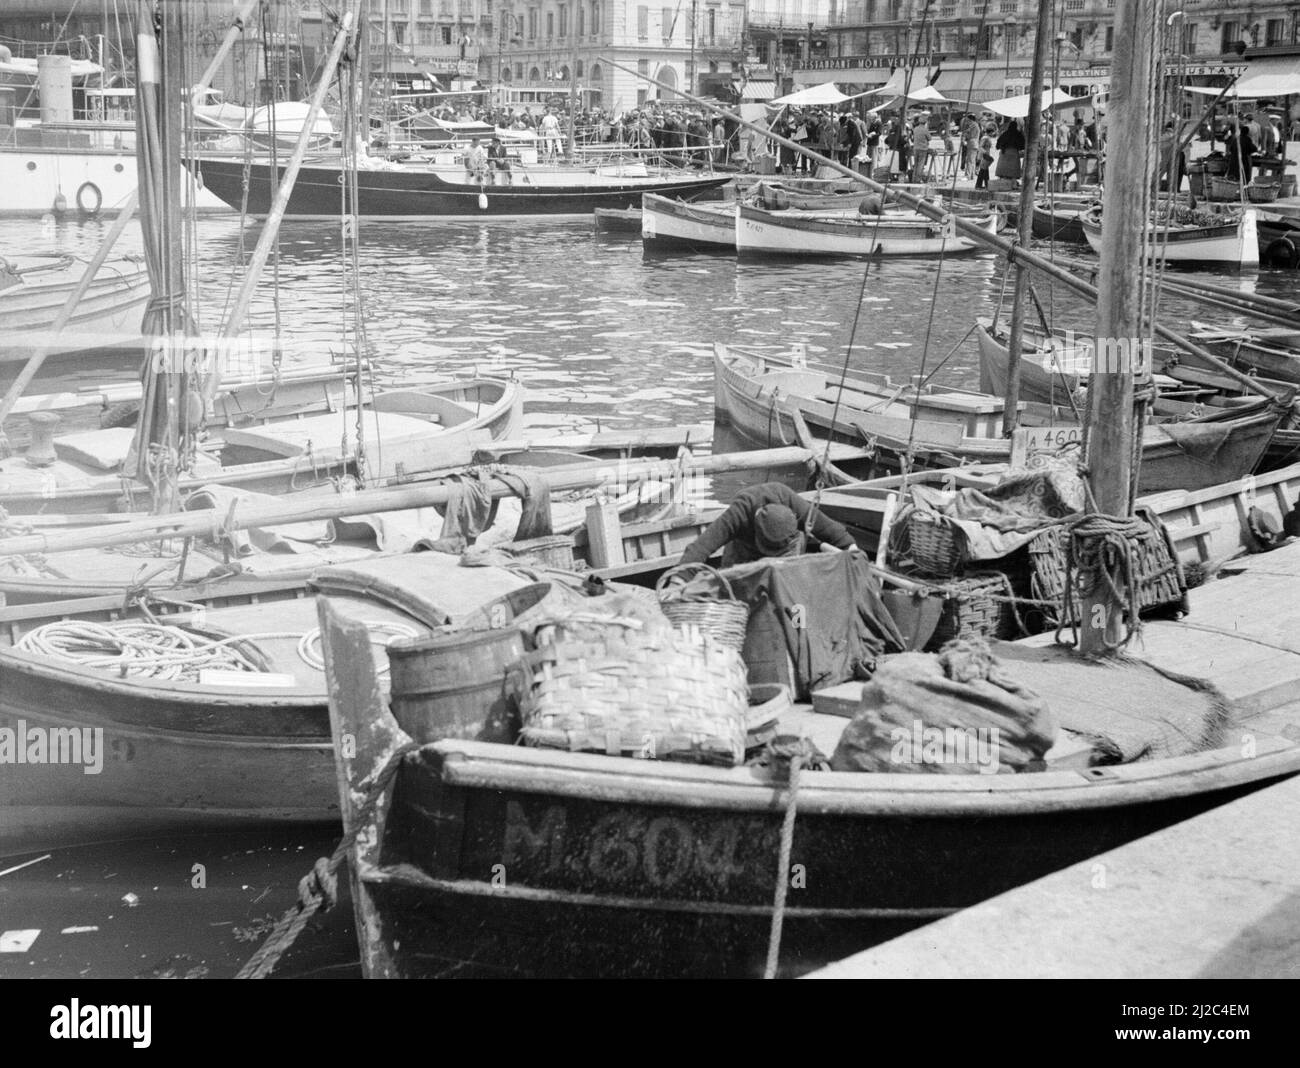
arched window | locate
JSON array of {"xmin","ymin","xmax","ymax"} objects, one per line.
[
  {"xmin": 589, "ymin": 63, "xmax": 603, "ymax": 87},
  {"xmin": 529, "ymin": 66, "xmax": 541, "ymax": 82},
  {"xmin": 559, "ymin": 64, "xmax": 570, "ymax": 81},
  {"xmin": 575, "ymin": 60, "xmax": 584, "ymax": 79},
  {"xmin": 592, "ymin": 2, "xmax": 600, "ymax": 35},
  {"xmin": 655, "ymin": 64, "xmax": 677, "ymax": 99},
  {"xmin": 501, "ymin": 66, "xmax": 513, "ymax": 83}
]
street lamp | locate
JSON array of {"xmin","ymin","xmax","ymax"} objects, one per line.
[{"xmin": 497, "ymin": 11, "xmax": 523, "ymax": 88}]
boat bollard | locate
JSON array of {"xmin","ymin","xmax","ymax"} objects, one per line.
[{"xmin": 25, "ymin": 410, "xmax": 60, "ymax": 467}]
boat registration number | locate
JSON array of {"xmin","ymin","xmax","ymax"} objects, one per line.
[{"xmin": 1010, "ymin": 425, "xmax": 1083, "ymax": 471}]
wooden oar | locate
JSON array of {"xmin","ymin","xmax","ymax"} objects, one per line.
[{"xmin": 0, "ymin": 445, "xmax": 836, "ymax": 559}]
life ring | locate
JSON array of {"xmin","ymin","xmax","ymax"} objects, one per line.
[
  {"xmin": 1262, "ymin": 235, "xmax": 1300, "ymax": 269},
  {"xmin": 75, "ymin": 181, "xmax": 102, "ymax": 216}
]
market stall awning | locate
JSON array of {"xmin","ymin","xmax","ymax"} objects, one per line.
[
  {"xmin": 1186, "ymin": 63, "xmax": 1300, "ymax": 99},
  {"xmin": 932, "ymin": 68, "xmax": 1006, "ymax": 103},
  {"xmin": 979, "ymin": 88, "xmax": 1078, "ymax": 118},
  {"xmin": 739, "ymin": 80, "xmax": 778, "ymax": 101},
  {"xmin": 771, "ymin": 82, "xmax": 851, "ymax": 107}
]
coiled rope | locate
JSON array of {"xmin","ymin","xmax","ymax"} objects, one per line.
[
  {"xmin": 18, "ymin": 619, "xmax": 419, "ymax": 681},
  {"xmin": 1054, "ymin": 513, "xmax": 1148, "ymax": 652}
]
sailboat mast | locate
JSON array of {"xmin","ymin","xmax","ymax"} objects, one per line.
[
  {"xmin": 1078, "ymin": 0, "xmax": 1155, "ymax": 656},
  {"xmin": 1001, "ymin": 0, "xmax": 1053, "ymax": 435}
]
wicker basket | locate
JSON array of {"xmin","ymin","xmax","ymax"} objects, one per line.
[
  {"xmin": 1210, "ymin": 175, "xmax": 1241, "ymax": 201},
  {"xmin": 656, "ymin": 563, "xmax": 751, "ymax": 651},
  {"xmin": 923, "ymin": 573, "xmax": 1019, "ymax": 650},
  {"xmin": 1187, "ymin": 170, "xmax": 1205, "ymax": 198},
  {"xmin": 1027, "ymin": 509, "xmax": 1186, "ymax": 626},
  {"xmin": 905, "ymin": 510, "xmax": 968, "ymax": 577},
  {"xmin": 519, "ymin": 618, "xmax": 749, "ymax": 765},
  {"xmin": 1247, "ymin": 180, "xmax": 1281, "ymax": 204}
]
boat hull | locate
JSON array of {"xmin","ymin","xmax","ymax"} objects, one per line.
[
  {"xmin": 0, "ymin": 146, "xmax": 228, "ymax": 216},
  {"xmin": 641, "ymin": 193, "xmax": 735, "ymax": 249},
  {"xmin": 342, "ymin": 738, "xmax": 1300, "ymax": 978},
  {"xmin": 191, "ymin": 158, "xmax": 731, "ymax": 218},
  {"xmin": 592, "ymin": 207, "xmax": 642, "ymax": 233},
  {"xmin": 1081, "ymin": 210, "xmax": 1260, "ymax": 266},
  {"xmin": 0, "ymin": 258, "xmax": 151, "ymax": 364},
  {"xmin": 714, "ymin": 345, "xmax": 1283, "ymax": 493},
  {"xmin": 735, "ymin": 202, "xmax": 989, "ymax": 257},
  {"xmin": 1030, "ymin": 202, "xmax": 1087, "ymax": 243},
  {"xmin": 0, "ymin": 377, "xmax": 523, "ymax": 515}
]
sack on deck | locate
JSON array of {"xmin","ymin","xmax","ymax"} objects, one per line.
[{"xmin": 830, "ymin": 638, "xmax": 1058, "ymax": 774}]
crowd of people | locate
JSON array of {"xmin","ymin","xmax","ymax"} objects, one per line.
[{"xmin": 423, "ymin": 95, "xmax": 1294, "ymax": 194}]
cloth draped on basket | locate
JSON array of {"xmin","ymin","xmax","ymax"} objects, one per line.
[
  {"xmin": 904, "ymin": 468, "xmax": 1086, "ymax": 563},
  {"xmin": 830, "ymin": 638, "xmax": 1059, "ymax": 774},
  {"xmin": 723, "ymin": 550, "xmax": 906, "ymax": 700}
]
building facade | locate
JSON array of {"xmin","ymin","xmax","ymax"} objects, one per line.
[{"xmin": 806, "ymin": 1, "xmax": 1300, "ymax": 103}]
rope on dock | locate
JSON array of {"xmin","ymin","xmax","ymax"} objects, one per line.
[
  {"xmin": 1055, "ymin": 513, "xmax": 1148, "ymax": 651},
  {"xmin": 236, "ymin": 741, "xmax": 420, "ymax": 980}
]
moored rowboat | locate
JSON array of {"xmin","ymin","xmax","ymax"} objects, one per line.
[{"xmin": 735, "ymin": 202, "xmax": 997, "ymax": 257}]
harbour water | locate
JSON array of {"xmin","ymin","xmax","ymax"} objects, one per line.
[
  {"xmin": 9, "ymin": 212, "xmax": 1298, "ymax": 428},
  {"xmin": 3, "ymin": 208, "xmax": 1298, "ymax": 981}
]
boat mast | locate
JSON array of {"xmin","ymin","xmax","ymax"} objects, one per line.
[
  {"xmin": 1001, "ymin": 0, "xmax": 1052, "ymax": 435},
  {"xmin": 1077, "ymin": 0, "xmax": 1155, "ymax": 656}
]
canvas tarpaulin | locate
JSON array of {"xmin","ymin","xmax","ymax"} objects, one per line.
[{"xmin": 723, "ymin": 550, "xmax": 905, "ymax": 699}]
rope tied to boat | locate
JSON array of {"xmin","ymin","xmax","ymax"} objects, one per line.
[
  {"xmin": 236, "ymin": 741, "xmax": 420, "ymax": 979},
  {"xmin": 1054, "ymin": 512, "xmax": 1148, "ymax": 652},
  {"xmin": 763, "ymin": 734, "xmax": 819, "ymax": 980}
]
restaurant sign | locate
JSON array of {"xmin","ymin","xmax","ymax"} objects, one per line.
[
  {"xmin": 1005, "ymin": 62, "xmax": 1245, "ymax": 95},
  {"xmin": 806, "ymin": 53, "xmax": 947, "ymax": 70}
]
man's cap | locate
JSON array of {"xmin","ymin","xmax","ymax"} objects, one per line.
[{"xmin": 754, "ymin": 504, "xmax": 800, "ymax": 556}]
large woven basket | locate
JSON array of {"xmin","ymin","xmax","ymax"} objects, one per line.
[
  {"xmin": 1247, "ymin": 180, "xmax": 1281, "ymax": 203},
  {"xmin": 519, "ymin": 618, "xmax": 749, "ymax": 765},
  {"xmin": 923, "ymin": 572, "xmax": 1019, "ymax": 650},
  {"xmin": 1210, "ymin": 175, "xmax": 1241, "ymax": 201},
  {"xmin": 656, "ymin": 563, "xmax": 751, "ymax": 651},
  {"xmin": 1027, "ymin": 509, "xmax": 1186, "ymax": 626},
  {"xmin": 904, "ymin": 509, "xmax": 968, "ymax": 577}
]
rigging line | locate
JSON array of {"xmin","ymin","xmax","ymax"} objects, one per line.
[
  {"xmin": 262, "ymin": 1, "xmax": 284, "ymax": 376},
  {"xmin": 940, "ymin": 0, "xmax": 990, "ymax": 204},
  {"xmin": 813, "ymin": 0, "xmax": 936, "ymax": 496}
]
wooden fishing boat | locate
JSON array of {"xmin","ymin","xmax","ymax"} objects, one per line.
[
  {"xmin": 735, "ymin": 202, "xmax": 998, "ymax": 257},
  {"xmin": 0, "ymin": 553, "xmax": 538, "ymax": 850},
  {"xmin": 749, "ymin": 181, "xmax": 875, "ymax": 212},
  {"xmin": 641, "ymin": 193, "xmax": 735, "ymax": 250},
  {"xmin": 1029, "ymin": 198, "xmax": 1092, "ymax": 243},
  {"xmin": 0, "ymin": 253, "xmax": 151, "ymax": 364},
  {"xmin": 1186, "ymin": 321, "xmax": 1300, "ymax": 386},
  {"xmin": 713, "ymin": 343, "xmax": 1286, "ymax": 493},
  {"xmin": 1081, "ymin": 205, "xmax": 1260, "ymax": 266},
  {"xmin": 810, "ymin": 460, "xmax": 1300, "ymax": 574},
  {"xmin": 0, "ymin": 373, "xmax": 522, "ymax": 516},
  {"xmin": 191, "ymin": 157, "xmax": 731, "ymax": 218},
  {"xmin": 317, "ymin": 521, "xmax": 1300, "ymax": 978},
  {"xmin": 593, "ymin": 207, "xmax": 643, "ymax": 233}
]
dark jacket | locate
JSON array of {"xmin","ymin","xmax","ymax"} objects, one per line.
[{"xmin": 680, "ymin": 482, "xmax": 855, "ymax": 567}]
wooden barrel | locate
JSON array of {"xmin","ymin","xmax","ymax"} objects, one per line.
[{"xmin": 388, "ymin": 626, "xmax": 528, "ymax": 745}]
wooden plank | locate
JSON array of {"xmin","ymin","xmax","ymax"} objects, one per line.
[{"xmin": 584, "ymin": 501, "xmax": 626, "ymax": 568}]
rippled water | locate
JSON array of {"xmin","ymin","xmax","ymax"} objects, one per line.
[{"xmin": 7, "ymin": 212, "xmax": 1297, "ymax": 434}]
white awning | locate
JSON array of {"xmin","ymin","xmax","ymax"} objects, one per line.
[
  {"xmin": 1186, "ymin": 60, "xmax": 1300, "ymax": 100},
  {"xmin": 980, "ymin": 88, "xmax": 1078, "ymax": 118},
  {"xmin": 739, "ymin": 80, "xmax": 778, "ymax": 101},
  {"xmin": 771, "ymin": 82, "xmax": 851, "ymax": 107}
]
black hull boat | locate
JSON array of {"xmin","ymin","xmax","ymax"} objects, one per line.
[
  {"xmin": 191, "ymin": 158, "xmax": 731, "ymax": 218},
  {"xmin": 317, "ymin": 594, "xmax": 1300, "ymax": 979}
]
